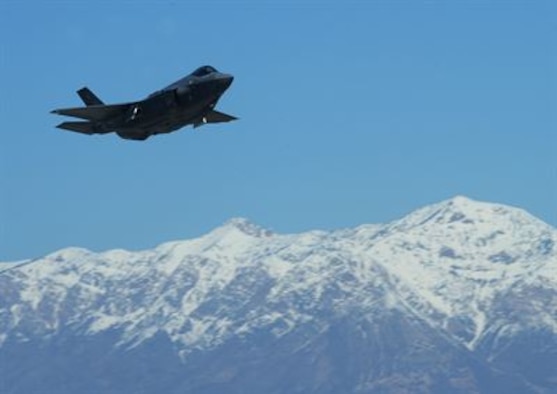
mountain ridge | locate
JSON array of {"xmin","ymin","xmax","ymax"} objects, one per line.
[{"xmin": 1, "ymin": 196, "xmax": 556, "ymax": 393}]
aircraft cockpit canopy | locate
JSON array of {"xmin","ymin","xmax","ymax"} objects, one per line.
[{"xmin": 192, "ymin": 66, "xmax": 217, "ymax": 77}]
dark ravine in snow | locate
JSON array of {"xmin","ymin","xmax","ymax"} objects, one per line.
[{"xmin": 1, "ymin": 196, "xmax": 556, "ymax": 393}]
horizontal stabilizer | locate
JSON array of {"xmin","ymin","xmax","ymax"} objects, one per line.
[
  {"xmin": 51, "ymin": 103, "xmax": 131, "ymax": 121},
  {"xmin": 194, "ymin": 110, "xmax": 237, "ymax": 128},
  {"xmin": 77, "ymin": 87, "xmax": 104, "ymax": 106},
  {"xmin": 56, "ymin": 121, "xmax": 111, "ymax": 135},
  {"xmin": 206, "ymin": 109, "xmax": 237, "ymax": 123}
]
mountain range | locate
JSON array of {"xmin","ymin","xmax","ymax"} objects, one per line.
[{"xmin": 1, "ymin": 196, "xmax": 556, "ymax": 393}]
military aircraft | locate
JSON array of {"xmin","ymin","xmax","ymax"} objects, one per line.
[{"xmin": 51, "ymin": 65, "xmax": 236, "ymax": 140}]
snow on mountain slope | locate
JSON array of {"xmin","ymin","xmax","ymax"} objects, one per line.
[
  {"xmin": 0, "ymin": 260, "xmax": 30, "ymax": 273},
  {"xmin": 347, "ymin": 196, "xmax": 557, "ymax": 348},
  {"xmin": 0, "ymin": 196, "xmax": 555, "ymax": 357}
]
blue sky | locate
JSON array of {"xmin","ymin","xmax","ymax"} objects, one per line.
[{"xmin": 1, "ymin": 1, "xmax": 555, "ymax": 260}]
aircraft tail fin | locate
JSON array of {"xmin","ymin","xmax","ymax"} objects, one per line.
[{"xmin": 77, "ymin": 87, "xmax": 104, "ymax": 106}]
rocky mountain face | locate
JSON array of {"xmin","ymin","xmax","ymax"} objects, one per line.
[{"xmin": 1, "ymin": 196, "xmax": 556, "ymax": 393}]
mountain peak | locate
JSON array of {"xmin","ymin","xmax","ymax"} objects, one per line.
[
  {"xmin": 437, "ymin": 195, "xmax": 485, "ymax": 224},
  {"xmin": 45, "ymin": 247, "xmax": 92, "ymax": 262},
  {"xmin": 221, "ymin": 217, "xmax": 273, "ymax": 238},
  {"xmin": 398, "ymin": 195, "xmax": 513, "ymax": 229},
  {"xmin": 445, "ymin": 194, "xmax": 475, "ymax": 207}
]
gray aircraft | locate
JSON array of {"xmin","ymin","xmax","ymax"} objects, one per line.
[{"xmin": 51, "ymin": 65, "xmax": 236, "ymax": 140}]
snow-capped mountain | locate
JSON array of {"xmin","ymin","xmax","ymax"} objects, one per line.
[{"xmin": 1, "ymin": 196, "xmax": 556, "ymax": 394}]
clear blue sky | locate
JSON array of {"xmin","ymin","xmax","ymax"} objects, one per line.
[{"xmin": 1, "ymin": 1, "xmax": 555, "ymax": 261}]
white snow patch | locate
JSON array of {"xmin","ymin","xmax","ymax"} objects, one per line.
[{"xmin": 87, "ymin": 314, "xmax": 122, "ymax": 334}]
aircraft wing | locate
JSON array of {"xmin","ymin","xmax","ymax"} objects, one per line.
[
  {"xmin": 194, "ymin": 110, "xmax": 237, "ymax": 128},
  {"xmin": 51, "ymin": 103, "xmax": 132, "ymax": 121}
]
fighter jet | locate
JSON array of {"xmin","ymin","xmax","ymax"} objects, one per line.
[{"xmin": 51, "ymin": 65, "xmax": 236, "ymax": 140}]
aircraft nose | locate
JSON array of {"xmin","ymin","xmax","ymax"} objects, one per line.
[{"xmin": 219, "ymin": 74, "xmax": 234, "ymax": 89}]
